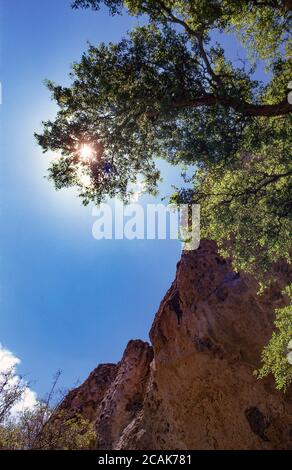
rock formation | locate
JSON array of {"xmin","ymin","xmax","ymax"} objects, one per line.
[{"xmin": 60, "ymin": 240, "xmax": 292, "ymax": 449}]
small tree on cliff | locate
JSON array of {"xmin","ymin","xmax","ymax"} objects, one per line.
[
  {"xmin": 35, "ymin": 1, "xmax": 292, "ymax": 388},
  {"xmin": 0, "ymin": 370, "xmax": 96, "ymax": 450}
]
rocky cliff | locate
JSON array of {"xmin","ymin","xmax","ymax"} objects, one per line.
[{"xmin": 60, "ymin": 240, "xmax": 292, "ymax": 450}]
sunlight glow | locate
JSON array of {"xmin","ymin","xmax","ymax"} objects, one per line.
[{"xmin": 79, "ymin": 144, "xmax": 94, "ymax": 161}]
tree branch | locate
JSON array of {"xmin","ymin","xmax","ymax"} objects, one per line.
[
  {"xmin": 147, "ymin": 94, "xmax": 292, "ymax": 118},
  {"xmin": 154, "ymin": 0, "xmax": 222, "ymax": 86}
]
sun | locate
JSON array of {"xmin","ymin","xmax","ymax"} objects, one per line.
[{"xmin": 79, "ymin": 144, "xmax": 94, "ymax": 160}]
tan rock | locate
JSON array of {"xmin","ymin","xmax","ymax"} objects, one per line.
[
  {"xmin": 60, "ymin": 363, "xmax": 118, "ymax": 422},
  {"xmin": 61, "ymin": 240, "xmax": 292, "ymax": 449}
]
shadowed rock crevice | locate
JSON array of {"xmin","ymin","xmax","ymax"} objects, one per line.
[{"xmin": 245, "ymin": 407, "xmax": 270, "ymax": 442}]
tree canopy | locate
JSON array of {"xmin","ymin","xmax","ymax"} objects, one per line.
[{"xmin": 36, "ymin": 0, "xmax": 291, "ymax": 272}]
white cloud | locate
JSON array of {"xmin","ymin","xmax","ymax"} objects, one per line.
[
  {"xmin": 0, "ymin": 344, "xmax": 38, "ymax": 416},
  {"xmin": 0, "ymin": 345, "xmax": 21, "ymax": 372},
  {"xmin": 10, "ymin": 387, "xmax": 38, "ymax": 415}
]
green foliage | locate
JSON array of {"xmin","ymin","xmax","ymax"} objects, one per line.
[
  {"xmin": 0, "ymin": 422, "xmax": 23, "ymax": 450},
  {"xmin": 0, "ymin": 369, "xmax": 96, "ymax": 450},
  {"xmin": 72, "ymin": 1, "xmax": 291, "ymax": 61},
  {"xmin": 227, "ymin": 1, "xmax": 291, "ymax": 63},
  {"xmin": 36, "ymin": 1, "xmax": 291, "ymax": 206},
  {"xmin": 0, "ymin": 409, "xmax": 96, "ymax": 450},
  {"xmin": 256, "ymin": 285, "xmax": 292, "ymax": 391},
  {"xmin": 0, "ymin": 370, "xmax": 96, "ymax": 450},
  {"xmin": 172, "ymin": 114, "xmax": 292, "ymax": 278}
]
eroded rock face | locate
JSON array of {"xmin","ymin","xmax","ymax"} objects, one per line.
[
  {"xmin": 94, "ymin": 340, "xmax": 153, "ymax": 449},
  {"xmin": 61, "ymin": 240, "xmax": 292, "ymax": 449},
  {"xmin": 60, "ymin": 363, "xmax": 118, "ymax": 422}
]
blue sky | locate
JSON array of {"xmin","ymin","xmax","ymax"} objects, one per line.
[
  {"xmin": 0, "ymin": 0, "xmax": 184, "ymax": 397},
  {"xmin": 0, "ymin": 0, "xmax": 268, "ymax": 398}
]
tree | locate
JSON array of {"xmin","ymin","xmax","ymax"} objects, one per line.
[
  {"xmin": 0, "ymin": 371, "xmax": 96, "ymax": 450},
  {"xmin": 256, "ymin": 284, "xmax": 292, "ymax": 391},
  {"xmin": 35, "ymin": 1, "xmax": 292, "ymax": 388},
  {"xmin": 171, "ymin": 115, "xmax": 291, "ymax": 279},
  {"xmin": 36, "ymin": 1, "xmax": 292, "ymax": 206},
  {"xmin": 0, "ymin": 368, "xmax": 27, "ymax": 424},
  {"xmin": 0, "ymin": 406, "xmax": 95, "ymax": 450}
]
